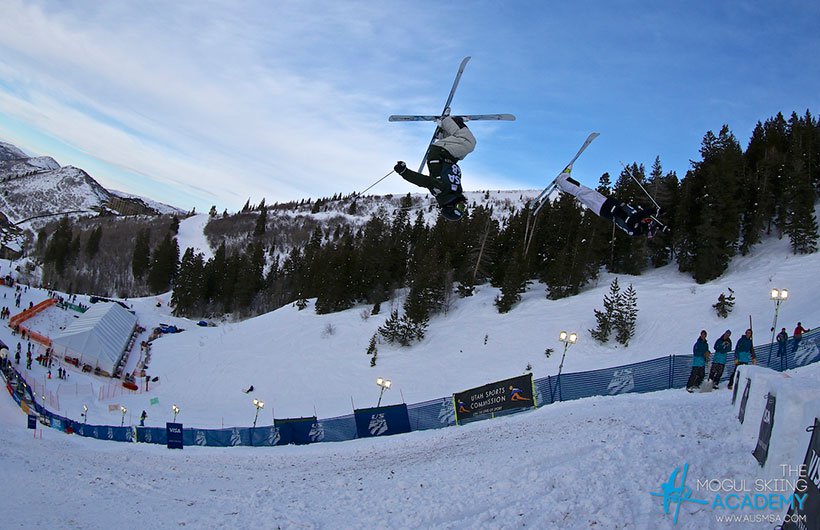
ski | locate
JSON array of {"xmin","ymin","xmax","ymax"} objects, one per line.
[
  {"xmin": 388, "ymin": 113, "xmax": 516, "ymax": 122},
  {"xmin": 523, "ymin": 132, "xmax": 600, "ymax": 256},
  {"xmin": 529, "ymin": 132, "xmax": 600, "ymax": 217},
  {"xmin": 416, "ymin": 56, "xmax": 471, "ymax": 172},
  {"xmin": 390, "ymin": 56, "xmax": 515, "ymax": 173}
]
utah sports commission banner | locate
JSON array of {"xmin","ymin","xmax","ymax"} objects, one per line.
[{"xmin": 454, "ymin": 374, "xmax": 534, "ymax": 423}]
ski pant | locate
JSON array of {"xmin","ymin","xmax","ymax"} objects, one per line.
[
  {"xmin": 727, "ymin": 361, "xmax": 748, "ymax": 388},
  {"xmin": 686, "ymin": 366, "xmax": 705, "ymax": 389},
  {"xmin": 555, "ymin": 173, "xmax": 606, "ymax": 213},
  {"xmin": 708, "ymin": 363, "xmax": 725, "ymax": 385},
  {"xmin": 399, "ymin": 146, "xmax": 462, "ymax": 207}
]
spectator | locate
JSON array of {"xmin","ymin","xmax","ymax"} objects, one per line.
[
  {"xmin": 728, "ymin": 328, "xmax": 755, "ymax": 389},
  {"xmin": 793, "ymin": 322, "xmax": 809, "ymax": 352},
  {"xmin": 776, "ymin": 327, "xmax": 788, "ymax": 357},
  {"xmin": 687, "ymin": 330, "xmax": 710, "ymax": 392},
  {"xmin": 140, "ymin": 410, "xmax": 147, "ymax": 427},
  {"xmin": 709, "ymin": 330, "xmax": 732, "ymax": 389}
]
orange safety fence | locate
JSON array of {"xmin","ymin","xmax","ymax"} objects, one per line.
[
  {"xmin": 20, "ymin": 326, "xmax": 52, "ymax": 347},
  {"xmin": 9, "ymin": 298, "xmax": 56, "ymax": 328}
]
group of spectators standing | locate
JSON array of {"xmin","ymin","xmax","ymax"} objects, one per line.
[{"xmin": 687, "ymin": 322, "xmax": 810, "ymax": 392}]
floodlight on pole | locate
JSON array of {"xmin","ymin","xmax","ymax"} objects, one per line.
[
  {"xmin": 769, "ymin": 288, "xmax": 788, "ymax": 366},
  {"xmin": 171, "ymin": 404, "xmax": 180, "ymax": 422},
  {"xmin": 252, "ymin": 399, "xmax": 264, "ymax": 429},
  {"xmin": 557, "ymin": 331, "xmax": 578, "ymax": 401},
  {"xmin": 120, "ymin": 406, "xmax": 127, "ymax": 427},
  {"xmin": 376, "ymin": 377, "xmax": 392, "ymax": 407},
  {"xmin": 81, "ymin": 404, "xmax": 88, "ymax": 424}
]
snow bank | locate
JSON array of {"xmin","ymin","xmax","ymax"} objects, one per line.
[{"xmin": 732, "ymin": 364, "xmax": 820, "ymax": 480}]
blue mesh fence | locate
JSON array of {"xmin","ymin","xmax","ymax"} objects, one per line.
[{"xmin": 3, "ymin": 329, "xmax": 819, "ymax": 447}]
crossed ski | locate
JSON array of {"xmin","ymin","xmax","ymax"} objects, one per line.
[
  {"xmin": 523, "ymin": 132, "xmax": 600, "ymax": 256},
  {"xmin": 389, "ymin": 56, "xmax": 516, "ymax": 172}
]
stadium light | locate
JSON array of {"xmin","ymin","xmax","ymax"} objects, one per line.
[
  {"xmin": 376, "ymin": 377, "xmax": 392, "ymax": 407},
  {"xmin": 557, "ymin": 331, "xmax": 578, "ymax": 401},
  {"xmin": 81, "ymin": 404, "xmax": 88, "ymax": 424},
  {"xmin": 120, "ymin": 406, "xmax": 127, "ymax": 427},
  {"xmin": 769, "ymin": 288, "xmax": 788, "ymax": 366},
  {"xmin": 252, "ymin": 399, "xmax": 264, "ymax": 429},
  {"xmin": 171, "ymin": 404, "xmax": 180, "ymax": 422}
]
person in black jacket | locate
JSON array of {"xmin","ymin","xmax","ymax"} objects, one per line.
[{"xmin": 394, "ymin": 116, "xmax": 476, "ymax": 221}]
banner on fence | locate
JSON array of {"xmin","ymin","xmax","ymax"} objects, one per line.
[
  {"xmin": 752, "ymin": 393, "xmax": 776, "ymax": 466},
  {"xmin": 167, "ymin": 422, "xmax": 183, "ymax": 449},
  {"xmin": 354, "ymin": 404, "xmax": 411, "ymax": 438},
  {"xmin": 731, "ymin": 371, "xmax": 741, "ymax": 404},
  {"xmin": 453, "ymin": 374, "xmax": 534, "ymax": 423},
  {"xmin": 738, "ymin": 378, "xmax": 751, "ymax": 424},
  {"xmin": 274, "ymin": 417, "xmax": 319, "ymax": 445},
  {"xmin": 27, "ymin": 414, "xmax": 36, "ymax": 429},
  {"xmin": 783, "ymin": 418, "xmax": 819, "ymax": 530}
]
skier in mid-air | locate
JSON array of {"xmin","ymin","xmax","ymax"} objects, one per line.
[
  {"xmin": 394, "ymin": 116, "xmax": 476, "ymax": 221},
  {"xmin": 554, "ymin": 172, "xmax": 659, "ymax": 236}
]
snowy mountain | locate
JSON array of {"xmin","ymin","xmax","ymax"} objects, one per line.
[{"xmin": 0, "ymin": 140, "xmax": 183, "ymax": 225}]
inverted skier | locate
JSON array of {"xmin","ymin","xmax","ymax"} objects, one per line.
[
  {"xmin": 555, "ymin": 172, "xmax": 659, "ymax": 236},
  {"xmin": 394, "ymin": 116, "xmax": 476, "ymax": 221}
]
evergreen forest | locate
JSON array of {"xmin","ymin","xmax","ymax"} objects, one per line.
[{"xmin": 32, "ymin": 111, "xmax": 820, "ymax": 329}]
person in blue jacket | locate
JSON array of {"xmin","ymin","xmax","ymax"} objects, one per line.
[
  {"xmin": 728, "ymin": 328, "xmax": 756, "ymax": 390},
  {"xmin": 709, "ymin": 330, "xmax": 732, "ymax": 389},
  {"xmin": 686, "ymin": 330, "xmax": 710, "ymax": 392}
]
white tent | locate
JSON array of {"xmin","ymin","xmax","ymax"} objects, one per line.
[{"xmin": 52, "ymin": 302, "xmax": 137, "ymax": 376}]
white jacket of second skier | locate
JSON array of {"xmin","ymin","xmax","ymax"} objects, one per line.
[{"xmin": 434, "ymin": 116, "xmax": 477, "ymax": 161}]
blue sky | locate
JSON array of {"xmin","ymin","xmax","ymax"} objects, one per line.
[{"xmin": 1, "ymin": 0, "xmax": 818, "ymax": 213}]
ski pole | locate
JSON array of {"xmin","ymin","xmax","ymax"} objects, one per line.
[
  {"xmin": 354, "ymin": 170, "xmax": 394, "ymax": 197},
  {"xmin": 619, "ymin": 162, "xmax": 661, "ymax": 211}
]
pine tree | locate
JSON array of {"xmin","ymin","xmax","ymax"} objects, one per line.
[
  {"xmin": 253, "ymin": 204, "xmax": 267, "ymax": 236},
  {"xmin": 44, "ymin": 217, "xmax": 73, "ymax": 275},
  {"xmin": 85, "ymin": 226, "xmax": 103, "ymax": 259},
  {"xmin": 590, "ymin": 278, "xmax": 621, "ymax": 343},
  {"xmin": 713, "ymin": 288, "xmax": 735, "ymax": 318},
  {"xmin": 132, "ymin": 228, "xmax": 151, "ymax": 280},
  {"xmin": 783, "ymin": 112, "xmax": 819, "ymax": 254},
  {"xmin": 495, "ymin": 258, "xmax": 527, "ymax": 313},
  {"xmin": 147, "ymin": 232, "xmax": 179, "ymax": 293},
  {"xmin": 614, "ymin": 283, "xmax": 638, "ymax": 346},
  {"xmin": 172, "ymin": 248, "xmax": 206, "ymax": 315}
]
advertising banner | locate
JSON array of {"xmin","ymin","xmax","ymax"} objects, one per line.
[
  {"xmin": 454, "ymin": 374, "xmax": 534, "ymax": 423},
  {"xmin": 354, "ymin": 404, "xmax": 411, "ymax": 438},
  {"xmin": 738, "ymin": 378, "xmax": 751, "ymax": 424},
  {"xmin": 783, "ymin": 418, "xmax": 819, "ymax": 530},
  {"xmin": 752, "ymin": 393, "xmax": 776, "ymax": 466},
  {"xmin": 166, "ymin": 422, "xmax": 183, "ymax": 449}
]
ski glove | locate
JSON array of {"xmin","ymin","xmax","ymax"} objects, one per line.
[{"xmin": 394, "ymin": 161, "xmax": 407, "ymax": 175}]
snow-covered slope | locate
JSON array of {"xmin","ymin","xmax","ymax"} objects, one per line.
[
  {"xmin": 6, "ymin": 219, "xmax": 820, "ymax": 428},
  {"xmin": 2, "ymin": 211, "xmax": 819, "ymax": 528}
]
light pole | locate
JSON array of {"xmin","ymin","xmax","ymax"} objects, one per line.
[
  {"xmin": 769, "ymin": 288, "xmax": 788, "ymax": 366},
  {"xmin": 251, "ymin": 399, "xmax": 264, "ymax": 447},
  {"xmin": 120, "ymin": 406, "xmax": 127, "ymax": 427},
  {"xmin": 557, "ymin": 331, "xmax": 577, "ymax": 402},
  {"xmin": 81, "ymin": 404, "xmax": 88, "ymax": 424},
  {"xmin": 376, "ymin": 377, "xmax": 392, "ymax": 407},
  {"xmin": 171, "ymin": 404, "xmax": 180, "ymax": 423},
  {"xmin": 252, "ymin": 399, "xmax": 264, "ymax": 429}
]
